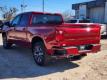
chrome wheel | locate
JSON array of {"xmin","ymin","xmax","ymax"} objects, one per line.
[
  {"xmin": 33, "ymin": 46, "xmax": 44, "ymax": 63},
  {"xmin": 33, "ymin": 42, "xmax": 50, "ymax": 66},
  {"xmin": 33, "ymin": 42, "xmax": 46, "ymax": 66}
]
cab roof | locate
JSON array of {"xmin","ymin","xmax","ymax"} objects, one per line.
[{"xmin": 19, "ymin": 11, "xmax": 61, "ymax": 16}]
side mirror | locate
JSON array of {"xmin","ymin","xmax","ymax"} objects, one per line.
[{"xmin": 4, "ymin": 21, "xmax": 11, "ymax": 27}]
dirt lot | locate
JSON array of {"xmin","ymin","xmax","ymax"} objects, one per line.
[{"xmin": 0, "ymin": 34, "xmax": 107, "ymax": 80}]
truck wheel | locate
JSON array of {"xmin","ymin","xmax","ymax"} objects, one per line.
[
  {"xmin": 2, "ymin": 34, "xmax": 12, "ymax": 49},
  {"xmin": 81, "ymin": 53, "xmax": 87, "ymax": 57},
  {"xmin": 32, "ymin": 42, "xmax": 49, "ymax": 66}
]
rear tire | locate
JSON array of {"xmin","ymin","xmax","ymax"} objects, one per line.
[
  {"xmin": 32, "ymin": 41, "xmax": 49, "ymax": 66},
  {"xmin": 2, "ymin": 34, "xmax": 12, "ymax": 49},
  {"xmin": 72, "ymin": 55, "xmax": 81, "ymax": 60},
  {"xmin": 80, "ymin": 53, "xmax": 87, "ymax": 57}
]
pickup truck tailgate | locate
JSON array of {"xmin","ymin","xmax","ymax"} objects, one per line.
[{"xmin": 56, "ymin": 23, "xmax": 101, "ymax": 46}]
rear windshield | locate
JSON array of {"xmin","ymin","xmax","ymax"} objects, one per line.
[
  {"xmin": 67, "ymin": 20, "xmax": 77, "ymax": 23},
  {"xmin": 79, "ymin": 20, "xmax": 90, "ymax": 23},
  {"xmin": 67, "ymin": 19, "xmax": 90, "ymax": 23},
  {"xmin": 32, "ymin": 14, "xmax": 63, "ymax": 25}
]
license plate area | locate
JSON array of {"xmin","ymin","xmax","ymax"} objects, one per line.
[
  {"xmin": 77, "ymin": 45, "xmax": 93, "ymax": 50},
  {"xmin": 78, "ymin": 46, "xmax": 85, "ymax": 50}
]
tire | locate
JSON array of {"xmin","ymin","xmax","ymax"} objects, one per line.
[
  {"xmin": 2, "ymin": 34, "xmax": 12, "ymax": 49},
  {"xmin": 32, "ymin": 42, "xmax": 49, "ymax": 66},
  {"xmin": 72, "ymin": 55, "xmax": 81, "ymax": 60},
  {"xmin": 80, "ymin": 53, "xmax": 87, "ymax": 57},
  {"xmin": 71, "ymin": 53, "xmax": 87, "ymax": 61}
]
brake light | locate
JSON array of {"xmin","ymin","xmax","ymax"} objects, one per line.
[{"xmin": 56, "ymin": 30, "xmax": 64, "ymax": 41}]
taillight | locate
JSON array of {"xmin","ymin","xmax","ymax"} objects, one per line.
[{"xmin": 56, "ymin": 30, "xmax": 64, "ymax": 41}]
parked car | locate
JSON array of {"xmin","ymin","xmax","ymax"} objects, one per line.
[
  {"xmin": 2, "ymin": 12, "xmax": 101, "ymax": 66},
  {"xmin": 67, "ymin": 19, "xmax": 107, "ymax": 36},
  {"xmin": 100, "ymin": 24, "xmax": 107, "ymax": 36}
]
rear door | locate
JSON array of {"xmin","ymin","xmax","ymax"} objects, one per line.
[{"xmin": 15, "ymin": 13, "xmax": 30, "ymax": 46}]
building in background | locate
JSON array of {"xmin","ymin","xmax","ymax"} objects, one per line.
[{"xmin": 72, "ymin": 0, "xmax": 107, "ymax": 23}]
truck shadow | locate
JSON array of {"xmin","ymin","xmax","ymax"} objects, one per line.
[{"xmin": 0, "ymin": 45, "xmax": 79, "ymax": 79}]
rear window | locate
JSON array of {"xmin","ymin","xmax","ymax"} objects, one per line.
[
  {"xmin": 67, "ymin": 20, "xmax": 77, "ymax": 23},
  {"xmin": 79, "ymin": 20, "xmax": 90, "ymax": 23},
  {"xmin": 67, "ymin": 19, "xmax": 90, "ymax": 23},
  {"xmin": 31, "ymin": 14, "xmax": 63, "ymax": 25}
]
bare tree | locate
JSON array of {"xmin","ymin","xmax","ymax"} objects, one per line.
[
  {"xmin": 0, "ymin": 6, "xmax": 18, "ymax": 21},
  {"xmin": 62, "ymin": 10, "xmax": 72, "ymax": 21}
]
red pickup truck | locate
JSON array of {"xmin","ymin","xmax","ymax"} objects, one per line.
[{"xmin": 2, "ymin": 12, "xmax": 101, "ymax": 66}]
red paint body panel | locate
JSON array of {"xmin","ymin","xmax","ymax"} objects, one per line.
[
  {"xmin": 66, "ymin": 48, "xmax": 78, "ymax": 55},
  {"xmin": 3, "ymin": 12, "xmax": 101, "ymax": 57}
]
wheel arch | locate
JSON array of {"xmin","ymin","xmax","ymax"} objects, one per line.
[{"xmin": 31, "ymin": 36, "xmax": 46, "ymax": 48}]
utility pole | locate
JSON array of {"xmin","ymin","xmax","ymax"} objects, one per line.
[
  {"xmin": 42, "ymin": 0, "xmax": 44, "ymax": 12},
  {"xmin": 21, "ymin": 0, "xmax": 27, "ymax": 13},
  {"xmin": 21, "ymin": 4, "xmax": 23, "ymax": 13}
]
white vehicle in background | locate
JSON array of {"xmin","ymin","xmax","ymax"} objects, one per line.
[
  {"xmin": 100, "ymin": 24, "xmax": 107, "ymax": 36},
  {"xmin": 66, "ymin": 19, "xmax": 91, "ymax": 23},
  {"xmin": 66, "ymin": 19, "xmax": 107, "ymax": 36}
]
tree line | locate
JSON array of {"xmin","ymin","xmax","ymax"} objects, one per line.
[
  {"xmin": 0, "ymin": 6, "xmax": 73, "ymax": 21},
  {"xmin": 0, "ymin": 6, "xmax": 18, "ymax": 21}
]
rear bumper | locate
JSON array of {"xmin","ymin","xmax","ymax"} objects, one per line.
[{"xmin": 51, "ymin": 44, "xmax": 101, "ymax": 56}]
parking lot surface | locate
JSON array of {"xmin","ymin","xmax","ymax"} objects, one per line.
[{"xmin": 0, "ymin": 34, "xmax": 107, "ymax": 80}]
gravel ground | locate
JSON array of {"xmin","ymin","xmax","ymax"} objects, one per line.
[{"xmin": 0, "ymin": 34, "xmax": 107, "ymax": 80}]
